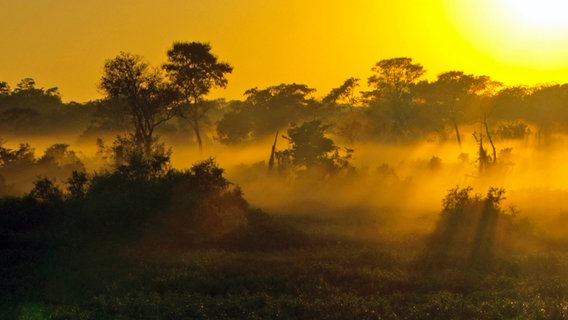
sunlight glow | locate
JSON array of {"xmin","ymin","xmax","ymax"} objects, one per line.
[
  {"xmin": 444, "ymin": 0, "xmax": 568, "ymax": 71},
  {"xmin": 500, "ymin": 0, "xmax": 568, "ymax": 31}
]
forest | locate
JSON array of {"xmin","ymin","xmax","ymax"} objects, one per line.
[{"xmin": 3, "ymin": 42, "xmax": 568, "ymax": 319}]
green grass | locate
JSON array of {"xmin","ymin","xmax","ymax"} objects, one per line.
[{"xmin": 4, "ymin": 232, "xmax": 568, "ymax": 320}]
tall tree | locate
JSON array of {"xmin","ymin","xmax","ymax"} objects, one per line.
[
  {"xmin": 163, "ymin": 42, "xmax": 233, "ymax": 151},
  {"xmin": 244, "ymin": 83, "xmax": 317, "ymax": 135},
  {"xmin": 367, "ymin": 57, "xmax": 425, "ymax": 103},
  {"xmin": 429, "ymin": 71, "xmax": 485, "ymax": 148},
  {"xmin": 100, "ymin": 52, "xmax": 177, "ymax": 155},
  {"xmin": 367, "ymin": 57, "xmax": 425, "ymax": 135}
]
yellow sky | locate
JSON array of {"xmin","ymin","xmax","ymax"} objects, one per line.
[{"xmin": 2, "ymin": 0, "xmax": 568, "ymax": 102}]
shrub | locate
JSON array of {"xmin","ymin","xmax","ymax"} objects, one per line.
[{"xmin": 421, "ymin": 186, "xmax": 524, "ymax": 271}]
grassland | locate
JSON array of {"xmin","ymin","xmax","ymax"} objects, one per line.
[{"xmin": 3, "ymin": 209, "xmax": 568, "ymax": 320}]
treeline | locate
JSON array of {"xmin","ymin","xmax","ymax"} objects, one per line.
[{"xmin": 2, "ymin": 53, "xmax": 567, "ymax": 148}]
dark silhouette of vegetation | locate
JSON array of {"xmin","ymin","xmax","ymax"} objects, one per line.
[
  {"xmin": 216, "ymin": 83, "xmax": 317, "ymax": 144},
  {"xmin": 5, "ymin": 54, "xmax": 568, "ymax": 150},
  {"xmin": 0, "ymin": 78, "xmax": 92, "ymax": 136},
  {"xmin": 366, "ymin": 57, "xmax": 425, "ymax": 137},
  {"xmin": 323, "ymin": 77, "xmax": 361, "ymax": 106},
  {"xmin": 164, "ymin": 42, "xmax": 233, "ymax": 151},
  {"xmin": 99, "ymin": 52, "xmax": 179, "ymax": 156},
  {"xmin": 276, "ymin": 120, "xmax": 353, "ymax": 177},
  {"xmin": 7, "ymin": 50, "xmax": 568, "ymax": 318},
  {"xmin": 0, "ymin": 141, "xmax": 84, "ymax": 195},
  {"xmin": 421, "ymin": 186, "xmax": 530, "ymax": 272},
  {"xmin": 0, "ymin": 141, "xmax": 312, "ymax": 317},
  {"xmin": 418, "ymin": 71, "xmax": 499, "ymax": 149}
]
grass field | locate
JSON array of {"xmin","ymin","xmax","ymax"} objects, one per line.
[{"xmin": 3, "ymin": 209, "xmax": 568, "ymax": 320}]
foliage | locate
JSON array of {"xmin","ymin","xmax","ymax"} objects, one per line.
[
  {"xmin": 0, "ymin": 141, "xmax": 85, "ymax": 196},
  {"xmin": 364, "ymin": 57, "xmax": 426, "ymax": 138},
  {"xmin": 164, "ymin": 42, "xmax": 233, "ymax": 105},
  {"xmin": 215, "ymin": 100, "xmax": 255, "ymax": 144},
  {"xmin": 367, "ymin": 57, "xmax": 425, "ymax": 103},
  {"xmin": 4, "ymin": 239, "xmax": 568, "ymax": 319},
  {"xmin": 323, "ymin": 77, "xmax": 360, "ymax": 106},
  {"xmin": 99, "ymin": 52, "xmax": 179, "ymax": 155},
  {"xmin": 422, "ymin": 186, "xmax": 530, "ymax": 272},
  {"xmin": 216, "ymin": 83, "xmax": 317, "ymax": 144},
  {"xmin": 0, "ymin": 141, "xmax": 34, "ymax": 167},
  {"xmin": 66, "ymin": 170, "xmax": 89, "ymax": 199},
  {"xmin": 164, "ymin": 42, "xmax": 233, "ymax": 150},
  {"xmin": 28, "ymin": 177, "xmax": 64, "ymax": 203},
  {"xmin": 276, "ymin": 120, "xmax": 353, "ymax": 176},
  {"xmin": 0, "ymin": 78, "xmax": 90, "ymax": 135},
  {"xmin": 98, "ymin": 135, "xmax": 172, "ymax": 181}
]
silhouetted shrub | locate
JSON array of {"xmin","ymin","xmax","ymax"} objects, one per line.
[
  {"xmin": 276, "ymin": 120, "xmax": 353, "ymax": 178},
  {"xmin": 29, "ymin": 177, "xmax": 63, "ymax": 204},
  {"xmin": 421, "ymin": 186, "xmax": 526, "ymax": 272}
]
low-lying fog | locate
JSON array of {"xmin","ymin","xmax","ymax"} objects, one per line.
[{"xmin": 5, "ymin": 127, "xmax": 568, "ymax": 240}]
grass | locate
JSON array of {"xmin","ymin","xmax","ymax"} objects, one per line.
[
  {"xmin": 3, "ymin": 180, "xmax": 568, "ymax": 319},
  {"xmin": 4, "ymin": 225, "xmax": 568, "ymax": 320}
]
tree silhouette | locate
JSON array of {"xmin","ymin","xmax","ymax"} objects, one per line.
[
  {"xmin": 100, "ymin": 52, "xmax": 178, "ymax": 156},
  {"xmin": 216, "ymin": 83, "xmax": 316, "ymax": 144},
  {"xmin": 277, "ymin": 120, "xmax": 352, "ymax": 175},
  {"xmin": 0, "ymin": 81, "xmax": 10, "ymax": 96},
  {"xmin": 366, "ymin": 57, "xmax": 425, "ymax": 135},
  {"xmin": 164, "ymin": 42, "xmax": 233, "ymax": 151},
  {"xmin": 243, "ymin": 83, "xmax": 316, "ymax": 135},
  {"xmin": 323, "ymin": 77, "xmax": 360, "ymax": 106},
  {"xmin": 427, "ymin": 71, "xmax": 493, "ymax": 148}
]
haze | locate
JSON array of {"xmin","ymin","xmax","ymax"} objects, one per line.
[{"xmin": 5, "ymin": 1, "xmax": 568, "ymax": 318}]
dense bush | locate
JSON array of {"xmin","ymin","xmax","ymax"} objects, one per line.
[{"xmin": 420, "ymin": 186, "xmax": 532, "ymax": 272}]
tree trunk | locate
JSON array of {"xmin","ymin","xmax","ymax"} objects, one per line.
[
  {"xmin": 268, "ymin": 131, "xmax": 279, "ymax": 173},
  {"xmin": 193, "ymin": 119, "xmax": 203, "ymax": 152},
  {"xmin": 452, "ymin": 117, "xmax": 462, "ymax": 150},
  {"xmin": 484, "ymin": 113, "xmax": 496, "ymax": 163}
]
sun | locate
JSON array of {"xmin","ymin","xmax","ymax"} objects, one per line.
[
  {"xmin": 444, "ymin": 0, "xmax": 568, "ymax": 70},
  {"xmin": 499, "ymin": 0, "xmax": 568, "ymax": 31}
]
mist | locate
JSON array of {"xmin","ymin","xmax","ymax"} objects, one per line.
[{"xmin": 6, "ymin": 54, "xmax": 568, "ymax": 318}]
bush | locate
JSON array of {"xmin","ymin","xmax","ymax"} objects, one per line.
[{"xmin": 421, "ymin": 186, "xmax": 526, "ymax": 272}]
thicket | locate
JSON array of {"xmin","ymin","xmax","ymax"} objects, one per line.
[
  {"xmin": 0, "ymin": 141, "xmax": 310, "ymax": 316},
  {"xmin": 420, "ymin": 186, "xmax": 533, "ymax": 272}
]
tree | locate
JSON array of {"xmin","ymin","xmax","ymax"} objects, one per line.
[
  {"xmin": 324, "ymin": 78, "xmax": 366, "ymax": 144},
  {"xmin": 277, "ymin": 120, "xmax": 353, "ymax": 175},
  {"xmin": 215, "ymin": 83, "xmax": 316, "ymax": 144},
  {"xmin": 16, "ymin": 78, "xmax": 37, "ymax": 92},
  {"xmin": 100, "ymin": 52, "xmax": 178, "ymax": 155},
  {"xmin": 0, "ymin": 141, "xmax": 34, "ymax": 167},
  {"xmin": 323, "ymin": 77, "xmax": 360, "ymax": 106},
  {"xmin": 215, "ymin": 100, "xmax": 254, "ymax": 145},
  {"xmin": 29, "ymin": 177, "xmax": 63, "ymax": 203},
  {"xmin": 367, "ymin": 57, "xmax": 425, "ymax": 102},
  {"xmin": 164, "ymin": 42, "xmax": 233, "ymax": 151},
  {"xmin": 243, "ymin": 83, "xmax": 316, "ymax": 136},
  {"xmin": 428, "ymin": 71, "xmax": 491, "ymax": 148},
  {"xmin": 366, "ymin": 57, "xmax": 425, "ymax": 135},
  {"xmin": 0, "ymin": 81, "xmax": 10, "ymax": 96}
]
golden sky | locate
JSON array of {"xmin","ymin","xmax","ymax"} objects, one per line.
[{"xmin": 2, "ymin": 0, "xmax": 568, "ymax": 102}]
